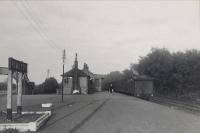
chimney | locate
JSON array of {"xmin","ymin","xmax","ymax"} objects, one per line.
[{"xmin": 83, "ymin": 63, "xmax": 89, "ymax": 70}]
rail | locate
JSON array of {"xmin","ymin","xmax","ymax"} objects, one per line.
[{"xmin": 151, "ymin": 96, "xmax": 200, "ymax": 112}]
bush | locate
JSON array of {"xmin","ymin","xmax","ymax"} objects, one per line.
[{"xmin": 34, "ymin": 77, "xmax": 59, "ymax": 94}]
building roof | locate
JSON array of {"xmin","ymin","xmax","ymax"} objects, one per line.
[
  {"xmin": 82, "ymin": 63, "xmax": 106, "ymax": 79},
  {"xmin": 82, "ymin": 68, "xmax": 95, "ymax": 78},
  {"xmin": 63, "ymin": 68, "xmax": 88, "ymax": 77},
  {"xmin": 62, "ymin": 54, "xmax": 89, "ymax": 77},
  {"xmin": 61, "ymin": 57, "xmax": 105, "ymax": 79}
]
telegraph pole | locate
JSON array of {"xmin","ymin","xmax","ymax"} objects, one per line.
[{"xmin": 62, "ymin": 49, "xmax": 66, "ymax": 102}]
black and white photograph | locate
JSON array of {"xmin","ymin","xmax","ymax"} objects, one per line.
[{"xmin": 0, "ymin": 0, "xmax": 200, "ymax": 133}]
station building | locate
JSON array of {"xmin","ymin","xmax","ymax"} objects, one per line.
[{"xmin": 61, "ymin": 54, "xmax": 105, "ymax": 95}]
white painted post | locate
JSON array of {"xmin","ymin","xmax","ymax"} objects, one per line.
[
  {"xmin": 17, "ymin": 72, "xmax": 22, "ymax": 115},
  {"xmin": 6, "ymin": 70, "xmax": 13, "ymax": 121}
]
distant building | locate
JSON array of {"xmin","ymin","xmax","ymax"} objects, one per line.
[
  {"xmin": 60, "ymin": 54, "xmax": 105, "ymax": 95},
  {"xmin": 82, "ymin": 63, "xmax": 105, "ymax": 92}
]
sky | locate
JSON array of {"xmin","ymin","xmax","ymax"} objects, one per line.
[{"xmin": 0, "ymin": 0, "xmax": 200, "ymax": 84}]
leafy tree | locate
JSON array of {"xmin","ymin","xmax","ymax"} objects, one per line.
[
  {"xmin": 132, "ymin": 48, "xmax": 200, "ymax": 98},
  {"xmin": 0, "ymin": 79, "xmax": 17, "ymax": 92},
  {"xmin": 102, "ymin": 71, "xmax": 123, "ymax": 90},
  {"xmin": 43, "ymin": 77, "xmax": 59, "ymax": 93},
  {"xmin": 34, "ymin": 77, "xmax": 59, "ymax": 94},
  {"xmin": 104, "ymin": 71, "xmax": 123, "ymax": 82},
  {"xmin": 134, "ymin": 48, "xmax": 173, "ymax": 95},
  {"xmin": 122, "ymin": 69, "xmax": 133, "ymax": 79}
]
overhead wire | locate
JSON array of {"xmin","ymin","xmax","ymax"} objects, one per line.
[
  {"xmin": 12, "ymin": 0, "xmax": 85, "ymax": 70},
  {"xmin": 11, "ymin": 0, "xmax": 61, "ymax": 54},
  {"xmin": 12, "ymin": 0, "xmax": 64, "ymax": 81},
  {"xmin": 22, "ymin": 0, "xmax": 78, "ymax": 63},
  {"xmin": 22, "ymin": 0, "xmax": 61, "ymax": 52}
]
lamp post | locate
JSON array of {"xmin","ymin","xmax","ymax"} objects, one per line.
[{"xmin": 62, "ymin": 49, "xmax": 66, "ymax": 102}]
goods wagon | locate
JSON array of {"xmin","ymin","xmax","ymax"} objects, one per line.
[
  {"xmin": 107, "ymin": 75, "xmax": 154, "ymax": 100},
  {"xmin": 134, "ymin": 79, "xmax": 153, "ymax": 100}
]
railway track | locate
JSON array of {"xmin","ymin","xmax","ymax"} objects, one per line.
[
  {"xmin": 151, "ymin": 96, "xmax": 200, "ymax": 113},
  {"xmin": 68, "ymin": 99, "xmax": 109, "ymax": 133}
]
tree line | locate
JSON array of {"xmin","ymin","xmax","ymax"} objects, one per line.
[
  {"xmin": 0, "ymin": 80, "xmax": 17, "ymax": 92},
  {"xmin": 104, "ymin": 48, "xmax": 200, "ymax": 98},
  {"xmin": 134, "ymin": 48, "xmax": 200, "ymax": 98},
  {"xmin": 0, "ymin": 77, "xmax": 59, "ymax": 94}
]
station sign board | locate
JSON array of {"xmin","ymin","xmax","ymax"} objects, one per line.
[{"xmin": 8, "ymin": 58, "xmax": 27, "ymax": 73}]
